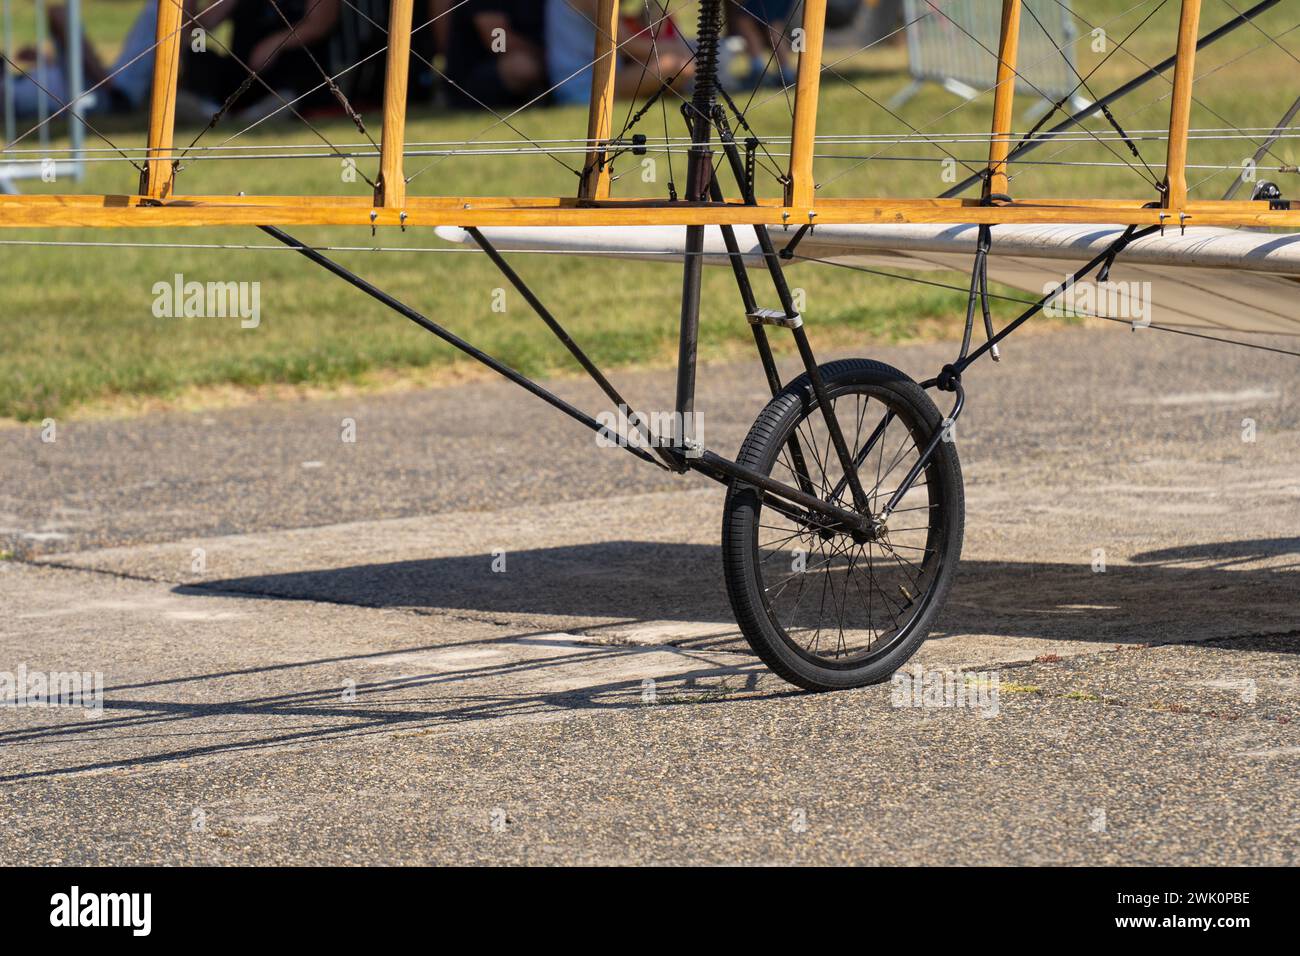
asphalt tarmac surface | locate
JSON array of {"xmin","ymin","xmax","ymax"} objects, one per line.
[{"xmin": 1, "ymin": 325, "xmax": 1297, "ymax": 864}]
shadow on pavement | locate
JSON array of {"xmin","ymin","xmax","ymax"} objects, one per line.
[
  {"xmin": 1130, "ymin": 537, "xmax": 1300, "ymax": 570},
  {"xmin": 0, "ymin": 635, "xmax": 778, "ymax": 784},
  {"xmin": 189, "ymin": 540, "xmax": 1300, "ymax": 647},
  {"xmin": 2, "ymin": 539, "xmax": 1294, "ymax": 784}
]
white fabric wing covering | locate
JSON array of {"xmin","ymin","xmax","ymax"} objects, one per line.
[{"xmin": 435, "ymin": 223, "xmax": 1300, "ymax": 337}]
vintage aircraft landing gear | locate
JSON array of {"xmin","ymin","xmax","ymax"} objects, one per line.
[{"xmin": 722, "ymin": 359, "xmax": 965, "ymax": 691}]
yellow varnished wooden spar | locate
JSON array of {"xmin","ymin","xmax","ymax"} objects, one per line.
[
  {"xmin": 1162, "ymin": 0, "xmax": 1202, "ymax": 212},
  {"xmin": 0, "ymin": 0, "xmax": 1291, "ymax": 232},
  {"xmin": 374, "ymin": 0, "xmax": 415, "ymax": 209},
  {"xmin": 138, "ymin": 0, "xmax": 185, "ymax": 198},
  {"xmin": 986, "ymin": 0, "xmax": 1023, "ymax": 200},
  {"xmin": 785, "ymin": 0, "xmax": 828, "ymax": 209},
  {"xmin": 578, "ymin": 0, "xmax": 622, "ymax": 201},
  {"xmin": 0, "ymin": 194, "xmax": 1295, "ymax": 228}
]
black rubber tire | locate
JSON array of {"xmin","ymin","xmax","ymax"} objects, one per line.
[{"xmin": 722, "ymin": 359, "xmax": 964, "ymax": 691}]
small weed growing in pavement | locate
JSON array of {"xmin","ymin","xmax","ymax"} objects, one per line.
[{"xmin": 998, "ymin": 683, "xmax": 1043, "ymax": 695}]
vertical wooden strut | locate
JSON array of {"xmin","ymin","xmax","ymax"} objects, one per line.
[
  {"xmin": 376, "ymin": 0, "xmax": 415, "ymax": 209},
  {"xmin": 985, "ymin": 0, "xmax": 1022, "ymax": 199},
  {"xmin": 580, "ymin": 0, "xmax": 620, "ymax": 201},
  {"xmin": 139, "ymin": 0, "xmax": 184, "ymax": 198},
  {"xmin": 1163, "ymin": 0, "xmax": 1202, "ymax": 211},
  {"xmin": 785, "ymin": 0, "xmax": 827, "ymax": 210}
]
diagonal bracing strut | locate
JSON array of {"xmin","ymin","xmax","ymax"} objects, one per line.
[
  {"xmin": 259, "ymin": 224, "xmax": 878, "ymax": 537},
  {"xmin": 257, "ymin": 224, "xmax": 671, "ymax": 468},
  {"xmin": 871, "ymin": 223, "xmax": 1164, "ymax": 521}
]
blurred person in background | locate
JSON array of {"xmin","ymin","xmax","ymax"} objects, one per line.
[
  {"xmin": 728, "ymin": 0, "xmax": 797, "ymax": 88},
  {"xmin": 546, "ymin": 0, "xmax": 694, "ymax": 107},
  {"xmin": 2, "ymin": 1, "xmax": 159, "ymax": 118},
  {"xmin": 183, "ymin": 0, "xmax": 342, "ymax": 122},
  {"xmin": 443, "ymin": 0, "xmax": 546, "ymax": 109},
  {"xmin": 429, "ymin": 0, "xmax": 453, "ymax": 57}
]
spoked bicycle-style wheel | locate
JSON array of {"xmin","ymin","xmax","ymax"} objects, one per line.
[{"xmin": 722, "ymin": 359, "xmax": 964, "ymax": 691}]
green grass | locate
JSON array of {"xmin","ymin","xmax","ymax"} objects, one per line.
[{"xmin": 0, "ymin": 0, "xmax": 1294, "ymax": 421}]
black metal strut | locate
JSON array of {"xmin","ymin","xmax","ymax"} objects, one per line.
[
  {"xmin": 709, "ymin": 108, "xmax": 874, "ymax": 514},
  {"xmin": 257, "ymin": 225, "xmax": 670, "ymax": 468},
  {"xmin": 959, "ymin": 223, "xmax": 998, "ymax": 363},
  {"xmin": 671, "ymin": 0, "xmax": 726, "ymax": 457},
  {"xmin": 872, "ymin": 223, "xmax": 1165, "ymax": 515},
  {"xmin": 465, "ymin": 227, "xmax": 681, "ymax": 471},
  {"xmin": 259, "ymin": 225, "xmax": 881, "ymax": 536},
  {"xmin": 707, "ymin": 110, "xmax": 821, "ymax": 501},
  {"xmin": 956, "ymin": 224, "xmax": 1162, "ymax": 374}
]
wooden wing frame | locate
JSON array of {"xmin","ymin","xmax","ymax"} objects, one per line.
[{"xmin": 0, "ymin": 0, "xmax": 1296, "ymax": 230}]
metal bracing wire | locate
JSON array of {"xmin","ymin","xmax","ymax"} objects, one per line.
[{"xmin": 813, "ymin": 0, "xmax": 1170, "ymax": 192}]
